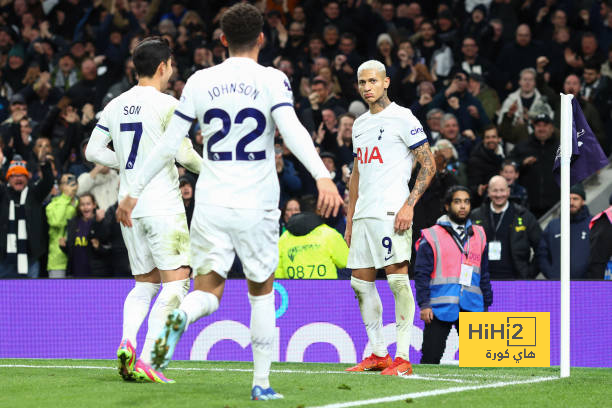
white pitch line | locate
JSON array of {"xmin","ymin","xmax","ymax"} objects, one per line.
[
  {"xmin": 0, "ymin": 364, "xmax": 472, "ymax": 383},
  {"xmin": 309, "ymin": 376, "xmax": 558, "ymax": 408}
]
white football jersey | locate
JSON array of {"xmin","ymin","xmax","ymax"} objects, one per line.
[
  {"xmin": 175, "ymin": 57, "xmax": 294, "ymax": 210},
  {"xmin": 351, "ymin": 102, "xmax": 427, "ymax": 220},
  {"xmin": 96, "ymin": 86, "xmax": 184, "ymax": 218}
]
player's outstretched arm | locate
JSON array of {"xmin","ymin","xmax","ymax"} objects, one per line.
[
  {"xmin": 344, "ymin": 158, "xmax": 359, "ymax": 247},
  {"xmin": 117, "ymin": 113, "xmax": 192, "ymax": 227},
  {"xmin": 86, "ymin": 125, "xmax": 120, "ymax": 169},
  {"xmin": 272, "ymin": 105, "xmax": 343, "ymax": 218},
  {"xmin": 395, "ymin": 142, "xmax": 435, "ymax": 233},
  {"xmin": 175, "ymin": 137, "xmax": 202, "ymax": 174}
]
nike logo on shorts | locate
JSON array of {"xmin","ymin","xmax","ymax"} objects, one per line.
[{"xmin": 384, "ymin": 254, "xmax": 394, "ymax": 261}]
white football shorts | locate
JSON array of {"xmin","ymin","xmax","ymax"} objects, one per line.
[
  {"xmin": 190, "ymin": 204, "xmax": 280, "ymax": 283},
  {"xmin": 121, "ymin": 213, "xmax": 190, "ymax": 276},
  {"xmin": 347, "ymin": 217, "xmax": 412, "ymax": 270}
]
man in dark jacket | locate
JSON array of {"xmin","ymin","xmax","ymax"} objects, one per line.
[
  {"xmin": 0, "ymin": 152, "xmax": 54, "ymax": 278},
  {"xmin": 588, "ymin": 194, "xmax": 612, "ymax": 279},
  {"xmin": 538, "ymin": 184, "xmax": 591, "ymax": 279},
  {"xmin": 467, "ymin": 124, "xmax": 504, "ymax": 207},
  {"xmin": 470, "ymin": 175, "xmax": 541, "ymax": 279},
  {"xmin": 510, "ymin": 113, "xmax": 559, "ymax": 218}
]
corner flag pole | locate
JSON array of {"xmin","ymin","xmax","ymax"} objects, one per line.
[{"xmin": 559, "ymin": 93, "xmax": 572, "ymax": 378}]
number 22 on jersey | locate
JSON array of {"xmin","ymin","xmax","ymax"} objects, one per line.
[{"xmin": 204, "ymin": 108, "xmax": 266, "ymax": 161}]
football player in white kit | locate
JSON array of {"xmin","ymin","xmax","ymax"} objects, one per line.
[
  {"xmin": 344, "ymin": 60, "xmax": 435, "ymax": 376},
  {"xmin": 115, "ymin": 4, "xmax": 343, "ymax": 400},
  {"xmin": 86, "ymin": 38, "xmax": 202, "ymax": 383}
]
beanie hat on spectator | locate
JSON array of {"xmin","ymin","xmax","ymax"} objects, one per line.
[
  {"xmin": 348, "ymin": 100, "xmax": 367, "ymax": 117},
  {"xmin": 6, "ymin": 156, "xmax": 30, "ymax": 181},
  {"xmin": 569, "ymin": 184, "xmax": 585, "ymax": 200},
  {"xmin": 8, "ymin": 45, "xmax": 25, "ymax": 59},
  {"xmin": 10, "ymin": 94, "xmax": 26, "ymax": 105},
  {"xmin": 376, "ymin": 33, "xmax": 393, "ymax": 48}
]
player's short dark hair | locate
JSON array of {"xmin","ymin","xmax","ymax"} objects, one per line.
[
  {"xmin": 444, "ymin": 185, "xmax": 471, "ymax": 206},
  {"xmin": 501, "ymin": 158, "xmax": 519, "ymax": 172},
  {"xmin": 220, "ymin": 3, "xmax": 264, "ymax": 53},
  {"xmin": 133, "ymin": 37, "xmax": 171, "ymax": 78}
]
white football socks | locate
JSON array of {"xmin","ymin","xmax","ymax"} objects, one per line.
[
  {"xmin": 387, "ymin": 274, "xmax": 415, "ymax": 361},
  {"xmin": 350, "ymin": 276, "xmax": 387, "ymax": 357},
  {"xmin": 122, "ymin": 281, "xmax": 160, "ymax": 348},
  {"xmin": 140, "ymin": 279, "xmax": 190, "ymax": 364},
  {"xmin": 249, "ymin": 291, "xmax": 275, "ymax": 389},
  {"xmin": 179, "ymin": 289, "xmax": 220, "ymax": 328}
]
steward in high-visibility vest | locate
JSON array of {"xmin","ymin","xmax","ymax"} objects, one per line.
[
  {"xmin": 415, "ymin": 216, "xmax": 492, "ymax": 322},
  {"xmin": 588, "ymin": 205, "xmax": 612, "ymax": 279},
  {"xmin": 275, "ymin": 212, "xmax": 348, "ymax": 279},
  {"xmin": 414, "ymin": 186, "xmax": 493, "ymax": 364}
]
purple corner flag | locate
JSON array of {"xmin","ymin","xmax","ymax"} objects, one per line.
[{"xmin": 553, "ymin": 97, "xmax": 608, "ymax": 185}]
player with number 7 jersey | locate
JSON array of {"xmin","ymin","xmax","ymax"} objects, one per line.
[{"xmin": 86, "ymin": 37, "xmax": 202, "ymax": 384}]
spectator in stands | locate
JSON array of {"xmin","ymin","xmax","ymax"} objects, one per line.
[
  {"xmin": 76, "ymin": 163, "xmax": 119, "ymax": 212},
  {"xmin": 0, "ymin": 152, "xmax": 53, "ymax": 278},
  {"xmin": 320, "ymin": 151, "xmax": 345, "ymax": 197},
  {"xmin": 434, "ymin": 138, "xmax": 467, "ymax": 187},
  {"xmin": 276, "ymin": 211, "xmax": 349, "ymax": 279},
  {"xmin": 51, "ymin": 52, "xmax": 79, "ymax": 92},
  {"xmin": 468, "ymin": 124, "xmax": 504, "ymax": 206},
  {"xmin": 498, "ymin": 68, "xmax": 554, "ymax": 145},
  {"xmin": 334, "ymin": 112, "xmax": 355, "ymax": 166},
  {"xmin": 415, "ymin": 186, "xmax": 492, "ymax": 364},
  {"xmin": 4, "ymin": 45, "xmax": 27, "ymax": 93},
  {"xmin": 280, "ymin": 197, "xmax": 301, "ymax": 235},
  {"xmin": 509, "ymin": 113, "xmax": 559, "ymax": 218},
  {"xmin": 46, "ymin": 173, "xmax": 78, "ymax": 278},
  {"xmin": 536, "ymin": 69, "xmax": 606, "ymax": 150},
  {"xmin": 601, "ymin": 43, "xmax": 612, "ymax": 79},
  {"xmin": 301, "ymin": 76, "xmax": 347, "ymax": 135},
  {"xmin": 102, "ymin": 58, "xmax": 137, "ymax": 108},
  {"xmin": 588, "ymin": 194, "xmax": 612, "ymax": 279},
  {"xmin": 455, "ymin": 35, "xmax": 497, "ymax": 89},
  {"xmin": 438, "ymin": 113, "xmax": 476, "ymax": 165},
  {"xmin": 431, "ymin": 69, "xmax": 490, "ymax": 133},
  {"xmin": 497, "ymin": 24, "xmax": 542, "ymax": 92},
  {"xmin": 19, "ymin": 71, "xmax": 63, "ymax": 125},
  {"xmin": 96, "ymin": 200, "xmax": 131, "ymax": 277},
  {"xmin": 60, "ymin": 192, "xmax": 109, "ymax": 277},
  {"xmin": 315, "ymin": 108, "xmax": 338, "ymax": 153},
  {"xmin": 179, "ymin": 175, "xmax": 195, "ymax": 227},
  {"xmin": 424, "ymin": 107, "xmax": 443, "ymax": 145},
  {"xmin": 65, "ymin": 58, "xmax": 109, "ymax": 111},
  {"xmin": 538, "ymin": 184, "xmax": 591, "ymax": 279},
  {"xmin": 468, "ymin": 73, "xmax": 500, "ymax": 127},
  {"xmin": 471, "ymin": 175, "xmax": 541, "ymax": 279},
  {"xmin": 500, "ymin": 159, "xmax": 528, "ymax": 207},
  {"xmin": 276, "ymin": 137, "xmax": 302, "ymax": 208}
]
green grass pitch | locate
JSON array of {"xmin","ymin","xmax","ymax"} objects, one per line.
[{"xmin": 1, "ymin": 359, "xmax": 610, "ymax": 408}]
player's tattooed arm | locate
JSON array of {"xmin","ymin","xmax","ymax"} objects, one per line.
[{"xmin": 406, "ymin": 142, "xmax": 435, "ymax": 207}]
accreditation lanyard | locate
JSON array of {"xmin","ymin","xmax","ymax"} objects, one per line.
[{"xmin": 489, "ymin": 210, "xmax": 506, "ymax": 241}]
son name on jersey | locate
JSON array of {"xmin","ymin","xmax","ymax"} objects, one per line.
[
  {"xmin": 207, "ymin": 82, "xmax": 261, "ymax": 101},
  {"xmin": 123, "ymin": 105, "xmax": 141, "ymax": 115}
]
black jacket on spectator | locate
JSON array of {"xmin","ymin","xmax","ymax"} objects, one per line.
[
  {"xmin": 496, "ymin": 41, "xmax": 542, "ymax": 89},
  {"xmin": 588, "ymin": 208, "xmax": 612, "ymax": 279},
  {"xmin": 471, "ymin": 199, "xmax": 542, "ymax": 279},
  {"xmin": 467, "ymin": 142, "xmax": 504, "ymax": 205},
  {"xmin": 96, "ymin": 202, "xmax": 131, "ymax": 277},
  {"xmin": 510, "ymin": 133, "xmax": 559, "ymax": 218},
  {"xmin": 0, "ymin": 162, "xmax": 53, "ymax": 262}
]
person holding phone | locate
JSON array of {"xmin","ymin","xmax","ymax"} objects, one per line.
[{"xmin": 46, "ymin": 173, "xmax": 79, "ymax": 278}]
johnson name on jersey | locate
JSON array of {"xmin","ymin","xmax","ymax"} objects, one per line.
[{"xmin": 174, "ymin": 57, "xmax": 294, "ymax": 210}]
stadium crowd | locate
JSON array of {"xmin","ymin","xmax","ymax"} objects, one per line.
[{"xmin": 1, "ymin": 0, "xmax": 611, "ymax": 279}]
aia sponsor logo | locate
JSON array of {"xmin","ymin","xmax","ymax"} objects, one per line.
[{"xmin": 356, "ymin": 146, "xmax": 383, "ymax": 164}]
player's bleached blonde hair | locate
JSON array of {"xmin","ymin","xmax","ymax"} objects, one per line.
[{"xmin": 357, "ymin": 60, "xmax": 387, "ymax": 79}]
